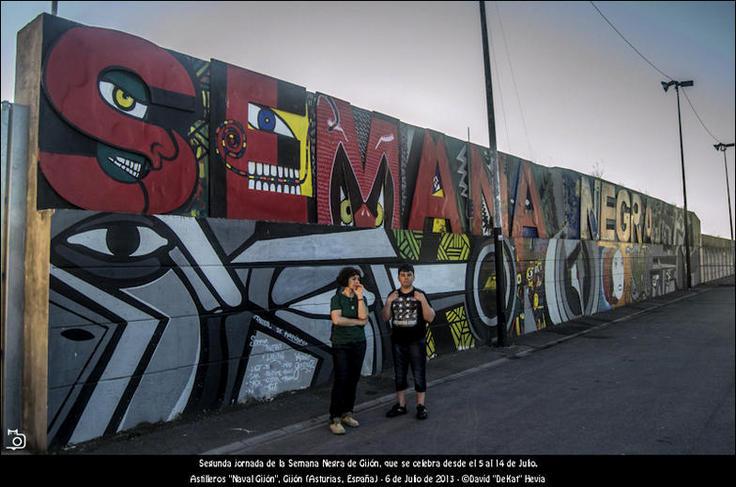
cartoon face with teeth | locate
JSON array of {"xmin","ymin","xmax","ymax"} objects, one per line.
[
  {"xmin": 210, "ymin": 62, "xmax": 312, "ymax": 222},
  {"xmin": 39, "ymin": 25, "xmax": 199, "ymax": 214}
]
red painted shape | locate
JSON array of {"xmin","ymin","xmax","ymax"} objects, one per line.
[
  {"xmin": 469, "ymin": 145, "xmax": 509, "ymax": 236},
  {"xmin": 223, "ymin": 65, "xmax": 308, "ymax": 222},
  {"xmin": 510, "ymin": 161, "xmax": 547, "ymax": 238},
  {"xmin": 315, "ymin": 95, "xmax": 400, "ymax": 228},
  {"xmin": 40, "ymin": 154, "xmax": 144, "ymax": 211},
  {"xmin": 406, "ymin": 132, "xmax": 463, "ymax": 233},
  {"xmin": 41, "ymin": 26, "xmax": 197, "ymax": 214},
  {"xmin": 352, "ymin": 204, "xmax": 375, "ymax": 227}
]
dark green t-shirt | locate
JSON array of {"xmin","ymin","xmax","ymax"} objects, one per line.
[{"xmin": 330, "ymin": 291, "xmax": 367, "ymax": 345}]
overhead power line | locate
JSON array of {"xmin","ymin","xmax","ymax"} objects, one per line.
[
  {"xmin": 589, "ymin": 1, "xmax": 673, "ymax": 80},
  {"xmin": 682, "ymin": 89, "xmax": 721, "ymax": 143},
  {"xmin": 494, "ymin": 1, "xmax": 535, "ymax": 161},
  {"xmin": 487, "ymin": 16, "xmax": 512, "ymax": 150},
  {"xmin": 589, "ymin": 1, "xmax": 724, "ymax": 144}
]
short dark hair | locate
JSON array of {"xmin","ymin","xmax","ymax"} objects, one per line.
[
  {"xmin": 398, "ymin": 263, "xmax": 415, "ymax": 275},
  {"xmin": 336, "ymin": 267, "xmax": 361, "ymax": 288}
]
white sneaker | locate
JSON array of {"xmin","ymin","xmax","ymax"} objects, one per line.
[
  {"xmin": 341, "ymin": 414, "xmax": 360, "ymax": 428},
  {"xmin": 329, "ymin": 420, "xmax": 346, "ymax": 435}
]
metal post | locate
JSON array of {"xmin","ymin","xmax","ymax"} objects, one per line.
[
  {"xmin": 675, "ymin": 85, "xmax": 692, "ymax": 290},
  {"xmin": 479, "ymin": 1, "xmax": 507, "ymax": 347},
  {"xmin": 715, "ymin": 142, "xmax": 735, "ymax": 275},
  {"xmin": 51, "ymin": 1, "xmax": 57, "ymax": 16},
  {"xmin": 723, "ymin": 149, "xmax": 734, "ymax": 241}
]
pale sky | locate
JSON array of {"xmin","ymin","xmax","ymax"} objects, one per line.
[{"xmin": 2, "ymin": 1, "xmax": 734, "ymax": 239}]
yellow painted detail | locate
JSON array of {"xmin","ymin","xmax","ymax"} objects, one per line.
[
  {"xmin": 274, "ymin": 104, "xmax": 313, "ymax": 197},
  {"xmin": 432, "ymin": 218, "xmax": 447, "ymax": 233}
]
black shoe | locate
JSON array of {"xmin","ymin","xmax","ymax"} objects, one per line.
[
  {"xmin": 386, "ymin": 403, "xmax": 408, "ymax": 418},
  {"xmin": 416, "ymin": 404, "xmax": 428, "ymax": 420}
]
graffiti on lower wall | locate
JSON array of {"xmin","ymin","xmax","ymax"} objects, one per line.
[
  {"xmin": 48, "ymin": 209, "xmax": 708, "ymax": 446},
  {"xmin": 47, "ymin": 210, "xmax": 489, "ymax": 446}
]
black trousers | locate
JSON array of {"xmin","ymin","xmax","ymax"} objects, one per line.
[
  {"xmin": 329, "ymin": 340, "xmax": 367, "ymax": 420},
  {"xmin": 391, "ymin": 339, "xmax": 427, "ymax": 393}
]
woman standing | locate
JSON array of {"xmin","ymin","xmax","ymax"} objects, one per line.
[{"xmin": 328, "ymin": 267, "xmax": 368, "ymax": 434}]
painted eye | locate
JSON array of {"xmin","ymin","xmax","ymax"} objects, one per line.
[
  {"xmin": 114, "ymin": 87, "xmax": 135, "ymax": 109},
  {"xmin": 374, "ymin": 188, "xmax": 385, "ymax": 227},
  {"xmin": 248, "ymin": 103, "xmax": 295, "ymax": 138},
  {"xmin": 67, "ymin": 225, "xmax": 168, "ymax": 258},
  {"xmin": 99, "ymin": 80, "xmax": 148, "ymax": 119},
  {"xmin": 340, "ymin": 200, "xmax": 353, "ymax": 225},
  {"xmin": 374, "ymin": 203, "xmax": 384, "ymax": 227},
  {"xmin": 339, "ymin": 188, "xmax": 353, "ymax": 225}
]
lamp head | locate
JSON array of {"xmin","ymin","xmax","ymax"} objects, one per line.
[{"xmin": 661, "ymin": 81, "xmax": 671, "ymax": 92}]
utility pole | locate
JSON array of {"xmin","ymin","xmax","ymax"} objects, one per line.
[
  {"xmin": 714, "ymin": 142, "xmax": 735, "ymax": 275},
  {"xmin": 51, "ymin": 1, "xmax": 58, "ymax": 16},
  {"xmin": 479, "ymin": 1, "xmax": 507, "ymax": 347},
  {"xmin": 662, "ymin": 79, "xmax": 694, "ymax": 290}
]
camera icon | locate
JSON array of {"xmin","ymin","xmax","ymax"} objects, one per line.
[{"xmin": 6, "ymin": 429, "xmax": 26, "ymax": 450}]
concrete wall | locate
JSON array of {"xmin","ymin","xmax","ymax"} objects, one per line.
[
  {"xmin": 700, "ymin": 234, "xmax": 735, "ymax": 282},
  {"xmin": 11, "ymin": 14, "xmax": 728, "ymax": 446}
]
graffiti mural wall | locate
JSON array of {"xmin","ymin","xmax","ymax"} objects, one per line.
[{"xmin": 31, "ymin": 15, "xmax": 731, "ymax": 446}]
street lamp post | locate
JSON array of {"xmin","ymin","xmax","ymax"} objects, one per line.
[
  {"xmin": 714, "ymin": 142, "xmax": 735, "ymax": 275},
  {"xmin": 662, "ymin": 79, "xmax": 694, "ymax": 290}
]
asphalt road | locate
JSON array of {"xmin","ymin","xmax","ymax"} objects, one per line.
[{"xmin": 238, "ymin": 287, "xmax": 735, "ymax": 455}]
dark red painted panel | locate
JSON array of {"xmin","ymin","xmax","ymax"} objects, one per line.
[
  {"xmin": 215, "ymin": 64, "xmax": 310, "ymax": 222},
  {"xmin": 407, "ymin": 131, "xmax": 463, "ymax": 233},
  {"xmin": 40, "ymin": 26, "xmax": 198, "ymax": 214},
  {"xmin": 315, "ymin": 95, "xmax": 400, "ymax": 228}
]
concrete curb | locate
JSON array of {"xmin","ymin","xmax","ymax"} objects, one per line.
[{"xmin": 203, "ymin": 288, "xmax": 711, "ymax": 455}]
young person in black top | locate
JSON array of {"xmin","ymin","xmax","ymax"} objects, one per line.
[
  {"xmin": 381, "ymin": 263, "xmax": 436, "ymax": 420},
  {"xmin": 328, "ymin": 267, "xmax": 368, "ymax": 434}
]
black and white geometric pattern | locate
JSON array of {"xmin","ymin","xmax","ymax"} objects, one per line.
[{"xmin": 392, "ymin": 294, "xmax": 419, "ymax": 327}]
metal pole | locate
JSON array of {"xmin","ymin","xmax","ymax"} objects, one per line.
[
  {"xmin": 51, "ymin": 1, "xmax": 57, "ymax": 16},
  {"xmin": 479, "ymin": 1, "xmax": 507, "ymax": 347},
  {"xmin": 723, "ymin": 149, "xmax": 734, "ymax": 243},
  {"xmin": 724, "ymin": 149, "xmax": 735, "ymax": 276},
  {"xmin": 675, "ymin": 85, "xmax": 692, "ymax": 290},
  {"xmin": 716, "ymin": 144, "xmax": 733, "ymax": 240},
  {"xmin": 715, "ymin": 143, "xmax": 735, "ymax": 275}
]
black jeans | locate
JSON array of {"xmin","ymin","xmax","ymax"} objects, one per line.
[
  {"xmin": 391, "ymin": 339, "xmax": 427, "ymax": 393},
  {"xmin": 329, "ymin": 340, "xmax": 367, "ymax": 420}
]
